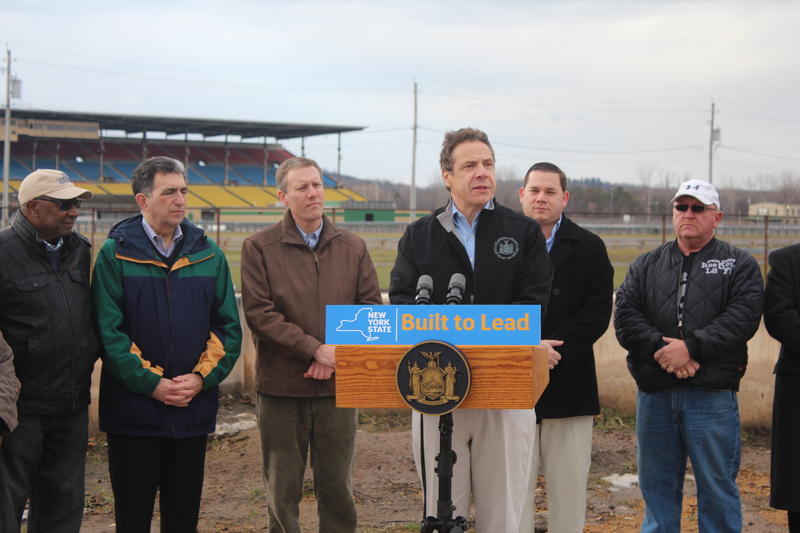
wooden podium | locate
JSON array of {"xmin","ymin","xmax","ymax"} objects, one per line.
[{"xmin": 336, "ymin": 345, "xmax": 550, "ymax": 409}]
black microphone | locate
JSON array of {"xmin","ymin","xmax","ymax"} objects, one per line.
[
  {"xmin": 445, "ymin": 273, "xmax": 466, "ymax": 305},
  {"xmin": 415, "ymin": 274, "xmax": 433, "ymax": 305}
]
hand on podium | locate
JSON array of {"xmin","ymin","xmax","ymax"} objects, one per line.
[{"xmin": 540, "ymin": 339, "xmax": 564, "ymax": 369}]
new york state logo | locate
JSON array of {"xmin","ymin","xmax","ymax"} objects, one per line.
[{"xmin": 493, "ymin": 236, "xmax": 519, "ymax": 260}]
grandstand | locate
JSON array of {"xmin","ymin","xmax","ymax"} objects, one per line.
[{"xmin": 1, "ymin": 109, "xmax": 368, "ymax": 220}]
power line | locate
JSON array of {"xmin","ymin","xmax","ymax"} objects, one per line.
[
  {"xmin": 17, "ymin": 58, "xmax": 407, "ymax": 94},
  {"xmin": 13, "ymin": 42, "xmax": 410, "ymax": 82},
  {"xmin": 425, "ymin": 90, "xmax": 703, "ymax": 114},
  {"xmin": 720, "ymin": 145, "xmax": 800, "ymax": 163}
]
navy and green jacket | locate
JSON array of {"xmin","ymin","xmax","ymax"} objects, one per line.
[{"xmin": 92, "ymin": 215, "xmax": 241, "ymax": 438}]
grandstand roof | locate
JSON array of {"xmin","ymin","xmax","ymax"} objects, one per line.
[{"xmin": 13, "ymin": 109, "xmax": 365, "ymax": 140}]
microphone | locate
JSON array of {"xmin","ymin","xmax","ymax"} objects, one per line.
[
  {"xmin": 415, "ymin": 275, "xmax": 433, "ymax": 305},
  {"xmin": 445, "ymin": 273, "xmax": 466, "ymax": 305}
]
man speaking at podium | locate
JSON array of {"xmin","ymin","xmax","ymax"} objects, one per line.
[{"xmin": 389, "ymin": 128, "xmax": 553, "ymax": 532}]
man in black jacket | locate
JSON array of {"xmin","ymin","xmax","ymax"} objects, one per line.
[
  {"xmin": 518, "ymin": 163, "xmax": 613, "ymax": 533},
  {"xmin": 389, "ymin": 128, "xmax": 552, "ymax": 532},
  {"xmin": 0, "ymin": 169, "xmax": 98, "ymax": 533},
  {"xmin": 615, "ymin": 179, "xmax": 763, "ymax": 533}
]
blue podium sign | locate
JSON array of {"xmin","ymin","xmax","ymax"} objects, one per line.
[{"xmin": 325, "ymin": 305, "xmax": 540, "ymax": 346}]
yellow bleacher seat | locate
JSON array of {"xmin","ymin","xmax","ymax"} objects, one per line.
[
  {"xmin": 232, "ymin": 186, "xmax": 281, "ymax": 207},
  {"xmin": 341, "ymin": 188, "xmax": 367, "ymax": 201},
  {"xmin": 323, "ymin": 188, "xmax": 348, "ymax": 202},
  {"xmin": 187, "ymin": 192, "xmax": 212, "ymax": 208},
  {"xmin": 190, "ymin": 185, "xmax": 250, "ymax": 207},
  {"xmin": 96, "ymin": 183, "xmax": 135, "ymax": 195}
]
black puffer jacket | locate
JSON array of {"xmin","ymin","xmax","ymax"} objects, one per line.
[
  {"xmin": 0, "ymin": 212, "xmax": 99, "ymax": 415},
  {"xmin": 615, "ymin": 238, "xmax": 763, "ymax": 392}
]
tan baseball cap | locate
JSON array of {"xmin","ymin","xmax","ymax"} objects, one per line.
[{"xmin": 18, "ymin": 169, "xmax": 93, "ymax": 204}]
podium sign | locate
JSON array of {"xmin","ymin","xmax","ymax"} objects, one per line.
[
  {"xmin": 326, "ymin": 305, "xmax": 541, "ymax": 346},
  {"xmin": 329, "ymin": 305, "xmax": 549, "ymax": 410}
]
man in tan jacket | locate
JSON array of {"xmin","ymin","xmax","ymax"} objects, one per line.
[
  {"xmin": 0, "ymin": 331, "xmax": 19, "ymax": 440},
  {"xmin": 241, "ymin": 157, "xmax": 382, "ymax": 533},
  {"xmin": 0, "ymin": 331, "xmax": 20, "ymax": 532}
]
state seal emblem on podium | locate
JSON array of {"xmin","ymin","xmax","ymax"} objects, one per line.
[{"xmin": 396, "ymin": 340, "xmax": 470, "ymax": 415}]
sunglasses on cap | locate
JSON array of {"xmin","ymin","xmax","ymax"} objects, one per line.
[
  {"xmin": 674, "ymin": 204, "xmax": 716, "ymax": 213},
  {"xmin": 36, "ymin": 197, "xmax": 82, "ymax": 211}
]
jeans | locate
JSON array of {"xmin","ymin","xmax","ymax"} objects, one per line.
[{"xmin": 636, "ymin": 386, "xmax": 741, "ymax": 533}]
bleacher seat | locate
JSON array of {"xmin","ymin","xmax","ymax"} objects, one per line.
[
  {"xmin": 0, "ymin": 159, "xmax": 31, "ymax": 180},
  {"xmin": 187, "ymin": 167, "xmax": 212, "ymax": 185},
  {"xmin": 190, "ymin": 185, "xmax": 250, "ymax": 207},
  {"xmin": 233, "ymin": 165, "xmax": 275, "ymax": 186},
  {"xmin": 233, "ymin": 186, "xmax": 280, "ymax": 207},
  {"xmin": 193, "ymin": 165, "xmax": 226, "ymax": 184}
]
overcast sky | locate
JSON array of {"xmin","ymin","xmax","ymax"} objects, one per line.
[{"xmin": 3, "ymin": 0, "xmax": 800, "ymax": 189}]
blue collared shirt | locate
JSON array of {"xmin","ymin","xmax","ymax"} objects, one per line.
[
  {"xmin": 451, "ymin": 201, "xmax": 493, "ymax": 269},
  {"xmin": 297, "ymin": 220, "xmax": 323, "ymax": 249},
  {"xmin": 545, "ymin": 215, "xmax": 563, "ymax": 253},
  {"xmin": 141, "ymin": 218, "xmax": 183, "ymax": 258}
]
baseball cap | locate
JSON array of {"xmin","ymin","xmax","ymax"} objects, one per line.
[
  {"xmin": 672, "ymin": 179, "xmax": 720, "ymax": 210},
  {"xmin": 18, "ymin": 169, "xmax": 93, "ymax": 204}
]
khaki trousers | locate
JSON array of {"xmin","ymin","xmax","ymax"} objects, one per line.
[
  {"xmin": 257, "ymin": 394, "xmax": 358, "ymax": 533},
  {"xmin": 519, "ymin": 415, "xmax": 594, "ymax": 533},
  {"xmin": 412, "ymin": 408, "xmax": 535, "ymax": 533}
]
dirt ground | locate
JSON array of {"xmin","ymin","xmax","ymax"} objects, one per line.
[{"xmin": 78, "ymin": 397, "xmax": 787, "ymax": 532}]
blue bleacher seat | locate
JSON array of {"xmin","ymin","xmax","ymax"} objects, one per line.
[
  {"xmin": 195, "ymin": 165, "xmax": 225, "ymax": 184},
  {"xmin": 321, "ymin": 173, "xmax": 337, "ymax": 188},
  {"xmin": 233, "ymin": 165, "xmax": 276, "ymax": 186},
  {"xmin": 113, "ymin": 162, "xmax": 139, "ymax": 181},
  {"xmin": 0, "ymin": 158, "xmax": 32, "ymax": 179},
  {"xmin": 69, "ymin": 160, "xmax": 102, "ymax": 181}
]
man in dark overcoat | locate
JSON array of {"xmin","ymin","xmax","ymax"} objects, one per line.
[
  {"xmin": 764, "ymin": 243, "xmax": 800, "ymax": 530},
  {"xmin": 518, "ymin": 162, "xmax": 613, "ymax": 533}
]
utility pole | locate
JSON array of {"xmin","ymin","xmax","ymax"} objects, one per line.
[
  {"xmin": 410, "ymin": 79, "xmax": 418, "ymax": 221},
  {"xmin": 708, "ymin": 101, "xmax": 720, "ymax": 184},
  {"xmin": 2, "ymin": 47, "xmax": 11, "ymax": 228}
]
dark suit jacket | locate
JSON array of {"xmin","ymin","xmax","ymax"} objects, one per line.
[
  {"xmin": 765, "ymin": 243, "xmax": 800, "ymax": 374},
  {"xmin": 536, "ymin": 216, "xmax": 614, "ymax": 419}
]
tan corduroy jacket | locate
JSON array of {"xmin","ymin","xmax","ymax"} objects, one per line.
[
  {"xmin": 241, "ymin": 211, "xmax": 381, "ymax": 397},
  {"xmin": 0, "ymin": 330, "xmax": 20, "ymax": 436}
]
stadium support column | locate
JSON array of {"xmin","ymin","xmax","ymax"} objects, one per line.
[
  {"xmin": 184, "ymin": 132, "xmax": 190, "ymax": 175},
  {"xmin": 99, "ymin": 137, "xmax": 105, "ymax": 181},
  {"xmin": 263, "ymin": 136, "xmax": 268, "ymax": 186},
  {"xmin": 224, "ymin": 135, "xmax": 229, "ymax": 186},
  {"xmin": 301, "ymin": 137, "xmax": 305, "ymax": 157},
  {"xmin": 2, "ymin": 48, "xmax": 11, "ymax": 228},
  {"xmin": 337, "ymin": 133, "xmax": 341, "ymax": 177}
]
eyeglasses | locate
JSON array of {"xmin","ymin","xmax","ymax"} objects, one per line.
[
  {"xmin": 36, "ymin": 197, "xmax": 82, "ymax": 211},
  {"xmin": 674, "ymin": 204, "xmax": 716, "ymax": 213}
]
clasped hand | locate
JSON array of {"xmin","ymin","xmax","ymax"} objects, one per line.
[
  {"xmin": 151, "ymin": 373, "xmax": 204, "ymax": 407},
  {"xmin": 653, "ymin": 337, "xmax": 700, "ymax": 379}
]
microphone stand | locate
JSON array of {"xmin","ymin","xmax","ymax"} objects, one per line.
[
  {"xmin": 419, "ymin": 274, "xmax": 468, "ymax": 533},
  {"xmin": 419, "ymin": 412, "xmax": 467, "ymax": 533}
]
